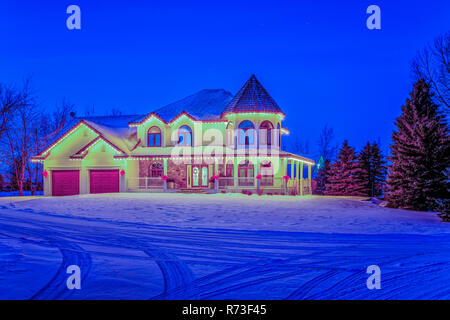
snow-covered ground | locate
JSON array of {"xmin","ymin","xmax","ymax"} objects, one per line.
[{"xmin": 0, "ymin": 194, "xmax": 449, "ymax": 299}]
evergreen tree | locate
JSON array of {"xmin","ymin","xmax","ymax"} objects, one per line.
[
  {"xmin": 314, "ymin": 159, "xmax": 330, "ymax": 195},
  {"xmin": 358, "ymin": 142, "xmax": 387, "ymax": 197},
  {"xmin": 325, "ymin": 140, "xmax": 365, "ymax": 196},
  {"xmin": 386, "ymin": 79, "xmax": 450, "ymax": 211}
]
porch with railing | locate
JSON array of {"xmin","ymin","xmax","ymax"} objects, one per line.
[
  {"xmin": 134, "ymin": 177, "xmax": 165, "ymax": 191},
  {"xmin": 217, "ymin": 176, "xmax": 312, "ymax": 195}
]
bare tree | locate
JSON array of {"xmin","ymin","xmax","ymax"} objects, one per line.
[
  {"xmin": 317, "ymin": 124, "xmax": 336, "ymax": 161},
  {"xmin": 0, "ymin": 83, "xmax": 21, "ymax": 139},
  {"xmin": 51, "ymin": 99, "xmax": 74, "ymax": 133},
  {"xmin": 412, "ymin": 31, "xmax": 449, "ymax": 111},
  {"xmin": 25, "ymin": 99, "xmax": 75, "ymax": 195},
  {"xmin": 111, "ymin": 108, "xmax": 122, "ymax": 116},
  {"xmin": 289, "ymin": 136, "xmax": 310, "ymax": 155},
  {"xmin": 1, "ymin": 80, "xmax": 39, "ymax": 196}
]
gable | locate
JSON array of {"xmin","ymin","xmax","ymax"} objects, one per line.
[{"xmin": 33, "ymin": 120, "xmax": 128, "ymax": 163}]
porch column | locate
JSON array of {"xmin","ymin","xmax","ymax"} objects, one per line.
[
  {"xmin": 256, "ymin": 157, "xmax": 260, "ymax": 190},
  {"xmin": 296, "ymin": 160, "xmax": 300, "ymax": 195},
  {"xmin": 308, "ymin": 163, "xmax": 312, "ymax": 195},
  {"xmin": 233, "ymin": 157, "xmax": 239, "ymax": 188},
  {"xmin": 283, "ymin": 157, "xmax": 287, "ymax": 193},
  {"xmin": 163, "ymin": 158, "xmax": 168, "ymax": 192},
  {"xmin": 288, "ymin": 160, "xmax": 294, "ymax": 193},
  {"xmin": 214, "ymin": 158, "xmax": 219, "ymax": 193},
  {"xmin": 300, "ymin": 162, "xmax": 304, "ymax": 196},
  {"xmin": 290, "ymin": 160, "xmax": 294, "ymax": 179}
]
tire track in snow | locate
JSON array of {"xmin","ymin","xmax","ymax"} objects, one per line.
[
  {"xmin": 144, "ymin": 249, "xmax": 195, "ymax": 300},
  {"xmin": 0, "ymin": 221, "xmax": 92, "ymax": 300},
  {"xmin": 1, "ymin": 204, "xmax": 450, "ymax": 299},
  {"xmin": 30, "ymin": 238, "xmax": 91, "ymax": 300}
]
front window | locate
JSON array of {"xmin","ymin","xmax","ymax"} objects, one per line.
[
  {"xmin": 261, "ymin": 160, "xmax": 274, "ymax": 186},
  {"xmin": 178, "ymin": 125, "xmax": 192, "ymax": 146},
  {"xmin": 149, "ymin": 162, "xmax": 163, "ymax": 177},
  {"xmin": 238, "ymin": 160, "xmax": 254, "ymax": 186},
  {"xmin": 148, "ymin": 126, "xmax": 161, "ymax": 147},
  {"xmin": 238, "ymin": 120, "xmax": 255, "ymax": 146}
]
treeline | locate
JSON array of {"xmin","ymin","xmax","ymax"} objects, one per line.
[
  {"xmin": 315, "ymin": 141, "xmax": 386, "ymax": 197},
  {"xmin": 0, "ymin": 79, "xmax": 74, "ymax": 195},
  {"xmin": 314, "ymin": 32, "xmax": 450, "ymax": 220},
  {"xmin": 315, "ymin": 79, "xmax": 449, "ymax": 220}
]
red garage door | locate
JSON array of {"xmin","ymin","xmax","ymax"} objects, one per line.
[
  {"xmin": 90, "ymin": 170, "xmax": 119, "ymax": 194},
  {"xmin": 52, "ymin": 170, "xmax": 80, "ymax": 196}
]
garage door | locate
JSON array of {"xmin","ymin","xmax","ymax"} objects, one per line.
[
  {"xmin": 52, "ymin": 170, "xmax": 80, "ymax": 196},
  {"xmin": 90, "ymin": 170, "xmax": 119, "ymax": 194}
]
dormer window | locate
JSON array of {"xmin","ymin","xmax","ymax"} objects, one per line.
[
  {"xmin": 238, "ymin": 120, "xmax": 255, "ymax": 146},
  {"xmin": 178, "ymin": 125, "xmax": 192, "ymax": 146},
  {"xmin": 148, "ymin": 126, "xmax": 161, "ymax": 147}
]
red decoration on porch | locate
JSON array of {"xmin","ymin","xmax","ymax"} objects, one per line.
[
  {"xmin": 283, "ymin": 175, "xmax": 290, "ymax": 181},
  {"xmin": 161, "ymin": 175, "xmax": 168, "ymax": 181},
  {"xmin": 42, "ymin": 171, "xmax": 48, "ymax": 178},
  {"xmin": 256, "ymin": 174, "xmax": 262, "ymax": 180},
  {"xmin": 212, "ymin": 175, "xmax": 219, "ymax": 180},
  {"xmin": 120, "ymin": 170, "xmax": 126, "ymax": 176}
]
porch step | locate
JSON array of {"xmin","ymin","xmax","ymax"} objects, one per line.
[{"xmin": 177, "ymin": 188, "xmax": 209, "ymax": 194}]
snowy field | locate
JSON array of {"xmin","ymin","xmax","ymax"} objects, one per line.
[{"xmin": 0, "ymin": 193, "xmax": 449, "ymax": 299}]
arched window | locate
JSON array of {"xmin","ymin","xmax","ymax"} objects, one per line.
[
  {"xmin": 178, "ymin": 125, "xmax": 192, "ymax": 146},
  {"xmin": 148, "ymin": 162, "xmax": 164, "ymax": 177},
  {"xmin": 260, "ymin": 121, "xmax": 274, "ymax": 146},
  {"xmin": 148, "ymin": 126, "xmax": 161, "ymax": 147},
  {"xmin": 238, "ymin": 160, "xmax": 254, "ymax": 186},
  {"xmin": 261, "ymin": 160, "xmax": 274, "ymax": 186},
  {"xmin": 238, "ymin": 120, "xmax": 255, "ymax": 146}
]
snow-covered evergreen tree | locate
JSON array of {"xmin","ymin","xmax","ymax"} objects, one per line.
[
  {"xmin": 358, "ymin": 142, "xmax": 387, "ymax": 197},
  {"xmin": 386, "ymin": 79, "xmax": 450, "ymax": 211},
  {"xmin": 325, "ymin": 140, "xmax": 365, "ymax": 196},
  {"xmin": 314, "ymin": 159, "xmax": 330, "ymax": 195}
]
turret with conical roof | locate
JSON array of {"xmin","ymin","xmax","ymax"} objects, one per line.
[
  {"xmin": 221, "ymin": 75, "xmax": 286, "ymax": 151},
  {"xmin": 221, "ymin": 75, "xmax": 285, "ymax": 118}
]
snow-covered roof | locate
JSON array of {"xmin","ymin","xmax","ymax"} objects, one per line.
[
  {"xmin": 36, "ymin": 115, "xmax": 141, "ymax": 156},
  {"xmin": 132, "ymin": 89, "xmax": 233, "ymax": 123},
  {"xmin": 83, "ymin": 120, "xmax": 137, "ymax": 152},
  {"xmin": 81, "ymin": 115, "xmax": 145, "ymax": 128}
]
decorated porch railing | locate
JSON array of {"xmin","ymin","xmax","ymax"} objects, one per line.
[
  {"xmin": 136, "ymin": 177, "xmax": 164, "ymax": 190},
  {"xmin": 215, "ymin": 176, "xmax": 311, "ymax": 195}
]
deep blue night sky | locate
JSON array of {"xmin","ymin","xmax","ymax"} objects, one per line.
[{"xmin": 1, "ymin": 0, "xmax": 449, "ymax": 157}]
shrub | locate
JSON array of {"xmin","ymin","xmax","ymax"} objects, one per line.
[{"xmin": 436, "ymin": 199, "xmax": 450, "ymax": 222}]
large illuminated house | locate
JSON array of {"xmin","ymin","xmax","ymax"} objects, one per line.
[{"xmin": 32, "ymin": 75, "xmax": 314, "ymax": 196}]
